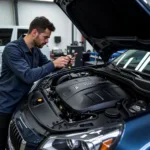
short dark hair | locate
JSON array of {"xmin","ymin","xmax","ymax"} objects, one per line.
[{"xmin": 28, "ymin": 16, "xmax": 55, "ymax": 33}]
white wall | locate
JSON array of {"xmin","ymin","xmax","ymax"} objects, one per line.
[
  {"xmin": 76, "ymin": 26, "xmax": 93, "ymax": 51},
  {"xmin": 0, "ymin": 0, "xmax": 14, "ymax": 25},
  {"xmin": 0, "ymin": 0, "xmax": 93, "ymax": 51},
  {"xmin": 86, "ymin": 41, "xmax": 93, "ymax": 51},
  {"xmin": 18, "ymin": 1, "xmax": 72, "ymax": 51}
]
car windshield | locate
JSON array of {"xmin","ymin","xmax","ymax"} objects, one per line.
[{"xmin": 113, "ymin": 50, "xmax": 150, "ymax": 75}]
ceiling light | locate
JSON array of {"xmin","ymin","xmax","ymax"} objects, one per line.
[{"xmin": 41, "ymin": 0, "xmax": 54, "ymax": 1}]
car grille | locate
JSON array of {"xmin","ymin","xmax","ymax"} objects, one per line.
[{"xmin": 9, "ymin": 121, "xmax": 23, "ymax": 150}]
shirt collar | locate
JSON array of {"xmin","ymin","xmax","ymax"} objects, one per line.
[{"xmin": 18, "ymin": 35, "xmax": 35, "ymax": 53}]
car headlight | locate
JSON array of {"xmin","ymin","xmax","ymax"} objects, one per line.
[{"xmin": 40, "ymin": 124, "xmax": 123, "ymax": 150}]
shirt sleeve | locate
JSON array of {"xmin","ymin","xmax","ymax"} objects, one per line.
[
  {"xmin": 37, "ymin": 49, "xmax": 51, "ymax": 66},
  {"xmin": 3, "ymin": 45, "xmax": 55, "ymax": 84}
]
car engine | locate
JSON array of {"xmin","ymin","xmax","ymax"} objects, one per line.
[
  {"xmin": 55, "ymin": 76, "xmax": 129, "ymax": 112},
  {"xmin": 39, "ymin": 69, "xmax": 149, "ymax": 123}
]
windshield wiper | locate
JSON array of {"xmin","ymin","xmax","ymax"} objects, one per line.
[
  {"xmin": 111, "ymin": 62, "xmax": 121, "ymax": 72},
  {"xmin": 122, "ymin": 69, "xmax": 143, "ymax": 79},
  {"xmin": 110, "ymin": 63, "xmax": 143, "ymax": 79}
]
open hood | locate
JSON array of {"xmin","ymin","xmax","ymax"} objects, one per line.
[{"xmin": 55, "ymin": 0, "xmax": 150, "ymax": 62}]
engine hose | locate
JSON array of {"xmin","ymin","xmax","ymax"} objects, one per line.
[{"xmin": 56, "ymin": 74, "xmax": 70, "ymax": 85}]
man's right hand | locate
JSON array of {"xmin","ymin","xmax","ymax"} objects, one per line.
[{"xmin": 53, "ymin": 56, "xmax": 70, "ymax": 68}]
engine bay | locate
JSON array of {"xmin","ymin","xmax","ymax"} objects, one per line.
[
  {"xmin": 55, "ymin": 76, "xmax": 130, "ymax": 112},
  {"xmin": 35, "ymin": 68, "xmax": 150, "ymax": 125}
]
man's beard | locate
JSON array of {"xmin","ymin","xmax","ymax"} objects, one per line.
[{"xmin": 33, "ymin": 39, "xmax": 44, "ymax": 48}]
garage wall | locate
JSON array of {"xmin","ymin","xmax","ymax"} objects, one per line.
[
  {"xmin": 86, "ymin": 41, "xmax": 93, "ymax": 51},
  {"xmin": 0, "ymin": 0, "xmax": 93, "ymax": 51},
  {"xmin": 0, "ymin": 0, "xmax": 14, "ymax": 25},
  {"xmin": 18, "ymin": 1, "xmax": 72, "ymax": 51},
  {"xmin": 76, "ymin": 27, "xmax": 93, "ymax": 51}
]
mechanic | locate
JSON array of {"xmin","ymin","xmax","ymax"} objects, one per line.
[{"xmin": 0, "ymin": 16, "xmax": 75, "ymax": 150}]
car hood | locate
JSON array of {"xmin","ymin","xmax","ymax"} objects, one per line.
[{"xmin": 55, "ymin": 0, "xmax": 150, "ymax": 62}]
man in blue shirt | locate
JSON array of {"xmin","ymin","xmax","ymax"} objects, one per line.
[{"xmin": 0, "ymin": 16, "xmax": 73, "ymax": 149}]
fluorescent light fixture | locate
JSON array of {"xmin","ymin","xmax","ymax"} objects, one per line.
[
  {"xmin": 31, "ymin": 0, "xmax": 54, "ymax": 2},
  {"xmin": 41, "ymin": 0, "xmax": 54, "ymax": 1},
  {"xmin": 135, "ymin": 52, "xmax": 150, "ymax": 71},
  {"xmin": 139, "ymin": 55, "xmax": 150, "ymax": 72},
  {"xmin": 116, "ymin": 53, "xmax": 126, "ymax": 66},
  {"xmin": 123, "ymin": 57, "xmax": 134, "ymax": 69},
  {"xmin": 143, "ymin": 0, "xmax": 148, "ymax": 4}
]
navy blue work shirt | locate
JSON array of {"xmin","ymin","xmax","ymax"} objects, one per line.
[{"xmin": 0, "ymin": 36, "xmax": 55, "ymax": 113}]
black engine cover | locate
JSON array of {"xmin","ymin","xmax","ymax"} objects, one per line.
[{"xmin": 56, "ymin": 76, "xmax": 129, "ymax": 112}]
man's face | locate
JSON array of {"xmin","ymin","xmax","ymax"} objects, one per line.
[{"xmin": 33, "ymin": 28, "xmax": 51, "ymax": 48}]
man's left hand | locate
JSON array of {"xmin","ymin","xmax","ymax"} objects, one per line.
[{"xmin": 66, "ymin": 53, "xmax": 78, "ymax": 66}]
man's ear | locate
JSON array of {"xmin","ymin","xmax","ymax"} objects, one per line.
[{"xmin": 32, "ymin": 29, "xmax": 38, "ymax": 37}]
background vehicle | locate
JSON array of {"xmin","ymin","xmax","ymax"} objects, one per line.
[{"xmin": 0, "ymin": 26, "xmax": 51, "ymax": 71}]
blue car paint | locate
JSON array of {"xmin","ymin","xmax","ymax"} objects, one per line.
[
  {"xmin": 90, "ymin": 50, "xmax": 126, "ymax": 62},
  {"xmin": 109, "ymin": 50, "xmax": 127, "ymax": 62},
  {"xmin": 116, "ymin": 114, "xmax": 150, "ymax": 150}
]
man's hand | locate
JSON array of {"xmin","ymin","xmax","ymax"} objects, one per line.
[
  {"xmin": 67, "ymin": 53, "xmax": 78, "ymax": 66},
  {"xmin": 71, "ymin": 53, "xmax": 78, "ymax": 65},
  {"xmin": 53, "ymin": 56, "xmax": 70, "ymax": 68},
  {"xmin": 53, "ymin": 53, "xmax": 77, "ymax": 68}
]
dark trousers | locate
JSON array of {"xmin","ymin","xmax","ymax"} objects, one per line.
[{"xmin": 0, "ymin": 113, "xmax": 12, "ymax": 150}]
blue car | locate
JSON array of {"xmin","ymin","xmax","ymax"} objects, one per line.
[{"xmin": 8, "ymin": 0, "xmax": 150, "ymax": 150}]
